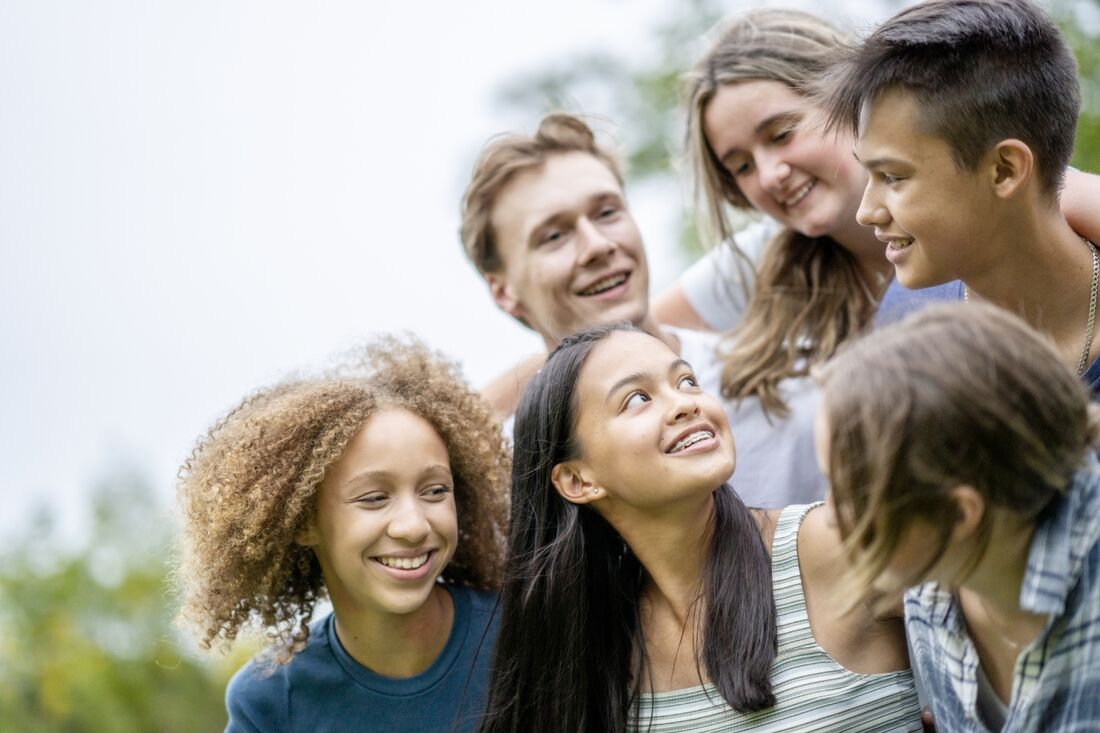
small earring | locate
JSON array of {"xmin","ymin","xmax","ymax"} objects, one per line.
[{"xmin": 590, "ymin": 487, "xmax": 600, "ymax": 496}]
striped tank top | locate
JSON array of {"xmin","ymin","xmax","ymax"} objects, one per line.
[{"xmin": 629, "ymin": 503, "xmax": 922, "ymax": 732}]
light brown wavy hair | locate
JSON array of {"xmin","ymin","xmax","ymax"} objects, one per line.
[
  {"xmin": 175, "ymin": 336, "xmax": 510, "ymax": 664},
  {"xmin": 686, "ymin": 8, "xmax": 872, "ymax": 417},
  {"xmin": 818, "ymin": 303, "xmax": 1100, "ymax": 602}
]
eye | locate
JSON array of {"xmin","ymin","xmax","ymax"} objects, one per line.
[
  {"xmin": 729, "ymin": 158, "xmax": 753, "ymax": 177},
  {"xmin": 540, "ymin": 229, "xmax": 564, "ymax": 245},
  {"xmin": 772, "ymin": 124, "xmax": 796, "ymax": 143},
  {"xmin": 678, "ymin": 374, "xmax": 699, "ymax": 390},
  {"xmin": 623, "ymin": 391, "xmax": 650, "ymax": 410},
  {"xmin": 354, "ymin": 492, "xmax": 388, "ymax": 507},
  {"xmin": 422, "ymin": 484, "xmax": 454, "ymax": 501},
  {"xmin": 596, "ymin": 205, "xmax": 620, "ymax": 220}
]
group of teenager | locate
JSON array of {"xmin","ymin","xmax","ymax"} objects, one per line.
[{"xmin": 174, "ymin": 1, "xmax": 1100, "ymax": 731}]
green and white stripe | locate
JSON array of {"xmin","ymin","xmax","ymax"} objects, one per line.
[{"xmin": 629, "ymin": 503, "xmax": 922, "ymax": 732}]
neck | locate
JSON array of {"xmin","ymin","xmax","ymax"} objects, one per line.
[
  {"xmin": 609, "ymin": 493, "xmax": 713, "ymax": 624},
  {"xmin": 330, "ymin": 583, "xmax": 454, "ymax": 678},
  {"xmin": 964, "ymin": 203, "xmax": 1096, "ymax": 368},
  {"xmin": 957, "ymin": 511, "xmax": 1046, "ymax": 647}
]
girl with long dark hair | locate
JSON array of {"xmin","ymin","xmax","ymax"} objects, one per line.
[{"xmin": 481, "ymin": 324, "xmax": 921, "ymax": 732}]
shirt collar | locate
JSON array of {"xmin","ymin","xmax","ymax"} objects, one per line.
[{"xmin": 1019, "ymin": 452, "xmax": 1100, "ymax": 615}]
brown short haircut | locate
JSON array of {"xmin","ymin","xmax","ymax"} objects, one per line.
[
  {"xmin": 818, "ymin": 302, "xmax": 1098, "ymax": 599},
  {"xmin": 820, "ymin": 0, "xmax": 1080, "ymax": 197},
  {"xmin": 460, "ymin": 113, "xmax": 623, "ymax": 275}
]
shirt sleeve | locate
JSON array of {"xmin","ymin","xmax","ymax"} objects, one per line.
[{"xmin": 678, "ymin": 220, "xmax": 774, "ymax": 331}]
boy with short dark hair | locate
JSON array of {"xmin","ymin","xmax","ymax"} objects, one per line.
[{"xmin": 824, "ymin": 0, "xmax": 1100, "ymax": 389}]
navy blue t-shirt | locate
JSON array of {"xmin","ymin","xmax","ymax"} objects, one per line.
[
  {"xmin": 225, "ymin": 584, "xmax": 499, "ymax": 733},
  {"xmin": 875, "ymin": 278, "xmax": 1100, "ymax": 395}
]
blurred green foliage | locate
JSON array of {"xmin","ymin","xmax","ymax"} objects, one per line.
[{"xmin": 0, "ymin": 471, "xmax": 241, "ymax": 732}]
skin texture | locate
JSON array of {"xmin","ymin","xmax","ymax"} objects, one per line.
[
  {"xmin": 299, "ymin": 408, "xmax": 459, "ymax": 677},
  {"xmin": 486, "ymin": 151, "xmax": 652, "ymax": 349},
  {"xmin": 703, "ymin": 80, "xmax": 887, "ymax": 275},
  {"xmin": 855, "ymin": 89, "xmax": 999, "ymax": 290}
]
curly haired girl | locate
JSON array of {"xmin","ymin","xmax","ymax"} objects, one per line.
[{"xmin": 176, "ymin": 337, "xmax": 510, "ymax": 733}]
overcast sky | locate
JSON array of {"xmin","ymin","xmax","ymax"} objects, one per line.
[{"xmin": 0, "ymin": 0, "xmax": 910, "ymax": 541}]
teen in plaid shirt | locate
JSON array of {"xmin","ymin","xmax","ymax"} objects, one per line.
[{"xmin": 817, "ymin": 303, "xmax": 1100, "ymax": 732}]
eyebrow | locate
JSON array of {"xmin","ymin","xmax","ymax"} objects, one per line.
[
  {"xmin": 604, "ymin": 358, "xmax": 692, "ymax": 402},
  {"xmin": 852, "ymin": 150, "xmax": 908, "ymax": 170},
  {"xmin": 718, "ymin": 111, "xmax": 801, "ymax": 165},
  {"xmin": 343, "ymin": 464, "xmax": 452, "ymax": 491}
]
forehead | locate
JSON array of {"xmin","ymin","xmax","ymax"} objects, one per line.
[
  {"xmin": 334, "ymin": 408, "xmax": 449, "ymax": 474},
  {"xmin": 490, "ymin": 151, "xmax": 623, "ymax": 239},
  {"xmin": 856, "ymin": 88, "xmax": 943, "ymax": 163},
  {"xmin": 578, "ymin": 331, "xmax": 679, "ymax": 394},
  {"xmin": 703, "ymin": 80, "xmax": 808, "ymax": 145}
]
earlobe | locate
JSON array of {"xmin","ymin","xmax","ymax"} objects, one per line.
[
  {"xmin": 551, "ymin": 462, "xmax": 603, "ymax": 505},
  {"xmin": 948, "ymin": 485, "xmax": 986, "ymax": 542},
  {"xmin": 990, "ymin": 139, "xmax": 1034, "ymax": 199},
  {"xmin": 485, "ymin": 272, "xmax": 527, "ymax": 322}
]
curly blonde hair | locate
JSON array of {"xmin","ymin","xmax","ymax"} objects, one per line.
[{"xmin": 175, "ymin": 336, "xmax": 510, "ymax": 664}]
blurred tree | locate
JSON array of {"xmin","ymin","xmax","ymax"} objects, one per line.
[
  {"xmin": 497, "ymin": 0, "xmax": 1100, "ymax": 259},
  {"xmin": 0, "ymin": 470, "xmax": 242, "ymax": 733}
]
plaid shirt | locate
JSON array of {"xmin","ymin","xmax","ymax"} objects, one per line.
[{"xmin": 904, "ymin": 455, "xmax": 1100, "ymax": 732}]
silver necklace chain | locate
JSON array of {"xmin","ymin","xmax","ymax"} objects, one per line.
[{"xmin": 963, "ymin": 237, "xmax": 1099, "ymax": 375}]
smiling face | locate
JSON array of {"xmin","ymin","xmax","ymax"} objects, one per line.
[
  {"xmin": 303, "ymin": 408, "xmax": 458, "ymax": 619},
  {"xmin": 486, "ymin": 151, "xmax": 650, "ymax": 347},
  {"xmin": 703, "ymin": 80, "xmax": 868, "ymax": 243},
  {"xmin": 560, "ymin": 331, "xmax": 735, "ymax": 509},
  {"xmin": 855, "ymin": 88, "xmax": 998, "ymax": 289}
]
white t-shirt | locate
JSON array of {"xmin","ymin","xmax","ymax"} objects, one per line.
[
  {"xmin": 679, "ymin": 219, "xmax": 779, "ymax": 332},
  {"xmin": 670, "ymin": 326, "xmax": 826, "ymax": 509}
]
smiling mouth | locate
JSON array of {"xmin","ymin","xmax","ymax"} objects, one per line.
[
  {"xmin": 666, "ymin": 430, "xmax": 715, "ymax": 454},
  {"xmin": 886, "ymin": 238, "xmax": 914, "ymax": 250},
  {"xmin": 579, "ymin": 272, "xmax": 629, "ymax": 296},
  {"xmin": 784, "ymin": 180, "xmax": 816, "ymax": 207},
  {"xmin": 374, "ymin": 552, "xmax": 431, "ymax": 570}
]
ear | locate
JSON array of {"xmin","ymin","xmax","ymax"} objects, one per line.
[
  {"xmin": 484, "ymin": 272, "xmax": 527, "ymax": 322},
  {"xmin": 988, "ymin": 139, "xmax": 1035, "ymax": 200},
  {"xmin": 551, "ymin": 461, "xmax": 605, "ymax": 505},
  {"xmin": 947, "ymin": 484, "xmax": 986, "ymax": 543}
]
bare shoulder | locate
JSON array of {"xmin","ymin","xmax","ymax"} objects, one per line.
[{"xmin": 796, "ymin": 504, "xmax": 844, "ymax": 578}]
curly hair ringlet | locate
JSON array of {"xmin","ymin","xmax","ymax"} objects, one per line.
[{"xmin": 173, "ymin": 335, "xmax": 511, "ymax": 666}]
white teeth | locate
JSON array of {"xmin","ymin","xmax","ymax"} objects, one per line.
[
  {"xmin": 580, "ymin": 273, "xmax": 627, "ymax": 296},
  {"xmin": 669, "ymin": 430, "xmax": 714, "ymax": 454},
  {"xmin": 890, "ymin": 239, "xmax": 914, "ymax": 249},
  {"xmin": 377, "ymin": 553, "xmax": 429, "ymax": 570},
  {"xmin": 785, "ymin": 181, "xmax": 815, "ymax": 207}
]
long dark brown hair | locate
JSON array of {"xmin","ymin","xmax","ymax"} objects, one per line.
[{"xmin": 480, "ymin": 324, "xmax": 776, "ymax": 732}]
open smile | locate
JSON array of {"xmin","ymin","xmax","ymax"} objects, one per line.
[
  {"xmin": 664, "ymin": 424, "xmax": 718, "ymax": 455},
  {"xmin": 371, "ymin": 549, "xmax": 437, "ymax": 579},
  {"xmin": 783, "ymin": 180, "xmax": 816, "ymax": 209},
  {"xmin": 578, "ymin": 270, "xmax": 630, "ymax": 298}
]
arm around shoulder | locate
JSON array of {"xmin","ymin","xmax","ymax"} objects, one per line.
[{"xmin": 1063, "ymin": 167, "xmax": 1100, "ymax": 245}]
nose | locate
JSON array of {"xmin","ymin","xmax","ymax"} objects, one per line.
[
  {"xmin": 856, "ymin": 180, "xmax": 888, "ymax": 228},
  {"xmin": 665, "ymin": 390, "xmax": 702, "ymax": 425},
  {"xmin": 575, "ymin": 217, "xmax": 616, "ymax": 265},
  {"xmin": 756, "ymin": 149, "xmax": 792, "ymax": 195},
  {"xmin": 386, "ymin": 495, "xmax": 431, "ymax": 544}
]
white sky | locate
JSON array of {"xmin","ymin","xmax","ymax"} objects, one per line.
[{"xmin": 0, "ymin": 0, "xmax": 895, "ymax": 540}]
